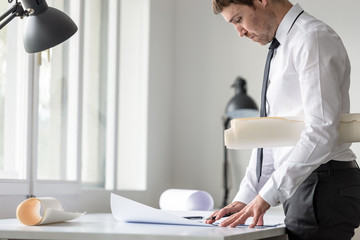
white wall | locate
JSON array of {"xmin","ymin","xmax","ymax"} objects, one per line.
[
  {"xmin": 168, "ymin": 0, "xmax": 360, "ymax": 208},
  {"xmin": 170, "ymin": 0, "xmax": 266, "ymax": 205},
  {"xmin": 145, "ymin": 0, "xmax": 175, "ymax": 203}
]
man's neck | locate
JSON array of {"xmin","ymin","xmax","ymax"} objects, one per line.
[{"xmin": 273, "ymin": 1, "xmax": 293, "ymax": 26}]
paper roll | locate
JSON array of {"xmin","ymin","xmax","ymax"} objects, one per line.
[
  {"xmin": 159, "ymin": 189, "xmax": 214, "ymax": 211},
  {"xmin": 225, "ymin": 113, "xmax": 360, "ymax": 149},
  {"xmin": 16, "ymin": 197, "xmax": 85, "ymax": 226}
]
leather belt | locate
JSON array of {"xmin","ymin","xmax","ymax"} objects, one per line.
[{"xmin": 314, "ymin": 160, "xmax": 359, "ymax": 172}]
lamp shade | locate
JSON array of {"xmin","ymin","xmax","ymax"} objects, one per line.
[
  {"xmin": 21, "ymin": 0, "xmax": 78, "ymax": 53},
  {"xmin": 225, "ymin": 77, "xmax": 258, "ymax": 119}
]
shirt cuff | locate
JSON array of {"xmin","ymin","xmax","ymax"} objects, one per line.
[
  {"xmin": 259, "ymin": 179, "xmax": 286, "ymax": 206},
  {"xmin": 232, "ymin": 188, "xmax": 257, "ymax": 204}
]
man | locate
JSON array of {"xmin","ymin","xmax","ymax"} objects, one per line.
[{"xmin": 205, "ymin": 0, "xmax": 360, "ymax": 239}]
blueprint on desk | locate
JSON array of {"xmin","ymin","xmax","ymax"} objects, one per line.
[
  {"xmin": 110, "ymin": 193, "xmax": 284, "ymax": 228},
  {"xmin": 110, "ymin": 193, "xmax": 212, "ymax": 227}
]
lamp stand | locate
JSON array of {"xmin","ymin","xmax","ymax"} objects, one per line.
[{"xmin": 222, "ymin": 117, "xmax": 231, "ymax": 207}]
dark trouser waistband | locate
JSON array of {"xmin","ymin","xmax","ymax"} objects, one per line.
[{"xmin": 314, "ymin": 160, "xmax": 359, "ymax": 172}]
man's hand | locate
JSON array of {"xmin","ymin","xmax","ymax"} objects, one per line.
[
  {"xmin": 205, "ymin": 201, "xmax": 247, "ymax": 224},
  {"xmin": 219, "ymin": 195, "xmax": 270, "ymax": 228}
]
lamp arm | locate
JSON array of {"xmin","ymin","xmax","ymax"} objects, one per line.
[{"xmin": 0, "ymin": 2, "xmax": 26, "ymax": 30}]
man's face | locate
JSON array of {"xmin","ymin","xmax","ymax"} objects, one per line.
[{"xmin": 221, "ymin": 1, "xmax": 276, "ymax": 45}]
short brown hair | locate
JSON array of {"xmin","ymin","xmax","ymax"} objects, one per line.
[{"xmin": 212, "ymin": 0, "xmax": 254, "ymax": 14}]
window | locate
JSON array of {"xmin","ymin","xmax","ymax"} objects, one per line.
[
  {"xmin": 116, "ymin": 0, "xmax": 149, "ymax": 190},
  {"xmin": 0, "ymin": 1, "xmax": 29, "ymax": 185},
  {"xmin": 0, "ymin": 0, "xmax": 149, "ymax": 197},
  {"xmin": 81, "ymin": 0, "xmax": 107, "ymax": 188}
]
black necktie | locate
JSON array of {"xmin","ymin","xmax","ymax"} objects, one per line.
[{"xmin": 256, "ymin": 38, "xmax": 280, "ymax": 182}]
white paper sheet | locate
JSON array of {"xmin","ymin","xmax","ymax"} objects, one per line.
[
  {"xmin": 159, "ymin": 189, "xmax": 214, "ymax": 211},
  {"xmin": 168, "ymin": 210, "xmax": 284, "ymax": 228},
  {"xmin": 16, "ymin": 197, "xmax": 85, "ymax": 226},
  {"xmin": 110, "ymin": 193, "xmax": 212, "ymax": 227},
  {"xmin": 225, "ymin": 113, "xmax": 360, "ymax": 149}
]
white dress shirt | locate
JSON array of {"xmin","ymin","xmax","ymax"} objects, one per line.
[{"xmin": 233, "ymin": 4, "xmax": 356, "ymax": 206}]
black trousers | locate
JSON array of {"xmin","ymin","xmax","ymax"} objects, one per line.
[{"xmin": 283, "ymin": 161, "xmax": 360, "ymax": 240}]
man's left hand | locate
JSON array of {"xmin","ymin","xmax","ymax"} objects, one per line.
[{"xmin": 219, "ymin": 195, "xmax": 270, "ymax": 228}]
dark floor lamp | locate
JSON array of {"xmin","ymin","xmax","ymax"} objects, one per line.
[
  {"xmin": 222, "ymin": 77, "xmax": 258, "ymax": 207},
  {"xmin": 0, "ymin": 0, "xmax": 78, "ymax": 53}
]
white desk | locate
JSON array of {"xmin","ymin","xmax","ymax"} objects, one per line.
[{"xmin": 0, "ymin": 213, "xmax": 287, "ymax": 240}]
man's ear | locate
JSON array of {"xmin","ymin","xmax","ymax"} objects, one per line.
[{"xmin": 257, "ymin": 0, "xmax": 268, "ymax": 7}]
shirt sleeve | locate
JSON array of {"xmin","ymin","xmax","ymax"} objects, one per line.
[
  {"xmin": 233, "ymin": 148, "xmax": 275, "ymax": 204},
  {"xmin": 259, "ymin": 28, "xmax": 351, "ymax": 206}
]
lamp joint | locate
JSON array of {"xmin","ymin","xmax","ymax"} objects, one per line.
[{"xmin": 14, "ymin": 2, "xmax": 26, "ymax": 18}]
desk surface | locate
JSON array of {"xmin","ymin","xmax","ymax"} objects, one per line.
[{"xmin": 0, "ymin": 212, "xmax": 287, "ymax": 240}]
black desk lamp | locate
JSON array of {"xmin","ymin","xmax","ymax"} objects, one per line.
[
  {"xmin": 0, "ymin": 0, "xmax": 77, "ymax": 53},
  {"xmin": 222, "ymin": 77, "xmax": 258, "ymax": 206}
]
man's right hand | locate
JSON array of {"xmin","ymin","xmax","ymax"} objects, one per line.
[{"xmin": 205, "ymin": 201, "xmax": 247, "ymax": 224}]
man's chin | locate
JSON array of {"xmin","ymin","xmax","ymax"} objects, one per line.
[
  {"xmin": 249, "ymin": 37, "xmax": 267, "ymax": 45},
  {"xmin": 253, "ymin": 40, "xmax": 267, "ymax": 46},
  {"xmin": 256, "ymin": 39, "xmax": 272, "ymax": 46}
]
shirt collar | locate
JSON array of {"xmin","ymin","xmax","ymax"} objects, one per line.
[{"xmin": 275, "ymin": 3, "xmax": 303, "ymax": 45}]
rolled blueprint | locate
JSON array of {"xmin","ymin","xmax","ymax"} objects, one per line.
[
  {"xmin": 159, "ymin": 189, "xmax": 214, "ymax": 211},
  {"xmin": 225, "ymin": 113, "xmax": 360, "ymax": 149},
  {"xmin": 16, "ymin": 197, "xmax": 85, "ymax": 226}
]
